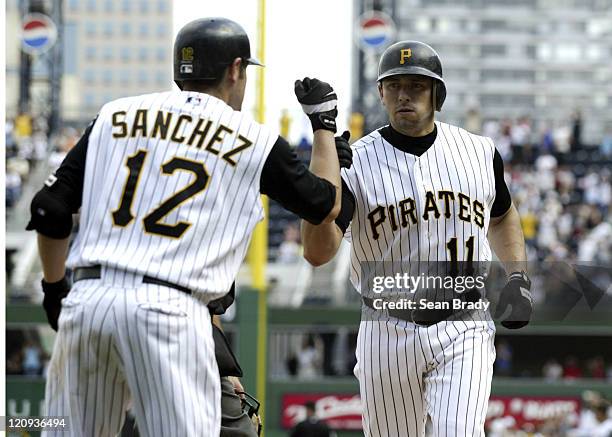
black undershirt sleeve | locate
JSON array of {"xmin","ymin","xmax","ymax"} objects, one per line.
[
  {"xmin": 334, "ymin": 178, "xmax": 356, "ymax": 234},
  {"xmin": 260, "ymin": 136, "xmax": 336, "ymax": 225},
  {"xmin": 490, "ymin": 148, "xmax": 512, "ymax": 218}
]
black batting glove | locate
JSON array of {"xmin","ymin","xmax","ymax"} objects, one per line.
[
  {"xmin": 294, "ymin": 77, "xmax": 338, "ymax": 133},
  {"xmin": 41, "ymin": 276, "xmax": 71, "ymax": 331},
  {"xmin": 494, "ymin": 271, "xmax": 533, "ymax": 329},
  {"xmin": 336, "ymin": 130, "xmax": 352, "ymax": 169}
]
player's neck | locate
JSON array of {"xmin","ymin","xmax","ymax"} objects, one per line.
[
  {"xmin": 182, "ymin": 85, "xmax": 230, "ymax": 105},
  {"xmin": 391, "ymin": 120, "xmax": 435, "ymax": 138}
]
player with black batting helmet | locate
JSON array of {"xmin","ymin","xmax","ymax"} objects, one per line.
[
  {"xmin": 28, "ymin": 16, "xmax": 343, "ymax": 436},
  {"xmin": 301, "ymin": 40, "xmax": 532, "ymax": 436}
]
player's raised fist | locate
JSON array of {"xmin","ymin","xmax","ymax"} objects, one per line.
[
  {"xmin": 494, "ymin": 271, "xmax": 533, "ymax": 329},
  {"xmin": 294, "ymin": 77, "xmax": 338, "ymax": 132}
]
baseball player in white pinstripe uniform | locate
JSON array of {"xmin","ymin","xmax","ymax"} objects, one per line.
[
  {"xmin": 27, "ymin": 18, "xmax": 343, "ymax": 436},
  {"xmin": 302, "ymin": 41, "xmax": 534, "ymax": 436}
]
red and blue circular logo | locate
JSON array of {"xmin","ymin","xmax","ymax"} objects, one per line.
[
  {"xmin": 21, "ymin": 13, "xmax": 57, "ymax": 55},
  {"xmin": 357, "ymin": 11, "xmax": 396, "ymax": 52}
]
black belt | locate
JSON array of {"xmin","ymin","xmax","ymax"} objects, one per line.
[
  {"xmin": 362, "ymin": 296, "xmax": 437, "ymax": 326},
  {"xmin": 362, "ymin": 288, "xmax": 482, "ymax": 326},
  {"xmin": 73, "ymin": 266, "xmax": 192, "ymax": 295}
]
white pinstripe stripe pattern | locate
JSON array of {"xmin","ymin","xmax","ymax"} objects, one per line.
[
  {"xmin": 342, "ymin": 122, "xmax": 498, "ymax": 436},
  {"xmin": 42, "ymin": 272, "xmax": 220, "ymax": 437}
]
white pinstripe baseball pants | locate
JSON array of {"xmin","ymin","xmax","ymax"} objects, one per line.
[
  {"xmin": 354, "ymin": 312, "xmax": 496, "ymax": 437},
  {"xmin": 42, "ymin": 269, "xmax": 220, "ymax": 437}
]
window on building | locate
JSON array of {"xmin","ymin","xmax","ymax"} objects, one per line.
[
  {"xmin": 121, "ymin": 22, "xmax": 131, "ymax": 36},
  {"xmin": 414, "ymin": 17, "xmax": 431, "ymax": 33},
  {"xmin": 84, "ymin": 70, "xmax": 95, "ymax": 85},
  {"xmin": 139, "ymin": 47, "xmax": 148, "ymax": 61},
  {"xmin": 526, "ymin": 45, "xmax": 537, "ymax": 59},
  {"xmin": 84, "ymin": 93, "xmax": 95, "ymax": 108},
  {"xmin": 158, "ymin": 1, "xmax": 169, "ymax": 13},
  {"xmin": 482, "ymin": 20, "xmax": 507, "ymax": 32},
  {"xmin": 156, "ymin": 48, "xmax": 166, "ymax": 62},
  {"xmin": 103, "ymin": 47, "xmax": 113, "ymax": 61},
  {"xmin": 139, "ymin": 70, "xmax": 149, "ymax": 84},
  {"xmin": 103, "ymin": 70, "xmax": 113, "ymax": 85},
  {"xmin": 156, "ymin": 23, "xmax": 167, "ymax": 37},
  {"xmin": 85, "ymin": 46, "xmax": 97, "ymax": 60},
  {"xmin": 120, "ymin": 47, "xmax": 131, "ymax": 62},
  {"xmin": 119, "ymin": 70, "xmax": 131, "ymax": 86},
  {"xmin": 86, "ymin": 0, "xmax": 96, "ymax": 12},
  {"xmin": 139, "ymin": 23, "xmax": 149, "ymax": 37},
  {"xmin": 86, "ymin": 22, "xmax": 96, "ymax": 37},
  {"xmin": 63, "ymin": 23, "xmax": 78, "ymax": 75},
  {"xmin": 481, "ymin": 44, "xmax": 506, "ymax": 57},
  {"xmin": 122, "ymin": 0, "xmax": 131, "ymax": 13},
  {"xmin": 68, "ymin": 0, "xmax": 79, "ymax": 11},
  {"xmin": 556, "ymin": 44, "xmax": 580, "ymax": 61},
  {"xmin": 586, "ymin": 44, "xmax": 602, "ymax": 61},
  {"xmin": 104, "ymin": 22, "xmax": 114, "ymax": 37},
  {"xmin": 140, "ymin": 1, "xmax": 149, "ymax": 13},
  {"xmin": 156, "ymin": 71, "xmax": 167, "ymax": 87},
  {"xmin": 537, "ymin": 44, "xmax": 552, "ymax": 60},
  {"xmin": 104, "ymin": 0, "xmax": 113, "ymax": 12}
]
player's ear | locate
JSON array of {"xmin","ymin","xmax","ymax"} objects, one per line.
[
  {"xmin": 378, "ymin": 82, "xmax": 384, "ymax": 101},
  {"xmin": 227, "ymin": 57, "xmax": 242, "ymax": 83}
]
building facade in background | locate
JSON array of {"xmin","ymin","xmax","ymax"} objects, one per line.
[
  {"xmin": 354, "ymin": 0, "xmax": 612, "ymax": 144},
  {"xmin": 6, "ymin": 0, "xmax": 173, "ymax": 123}
]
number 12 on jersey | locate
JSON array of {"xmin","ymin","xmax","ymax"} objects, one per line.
[{"xmin": 111, "ymin": 149, "xmax": 210, "ymax": 238}]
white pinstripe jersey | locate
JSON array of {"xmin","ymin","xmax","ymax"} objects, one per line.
[
  {"xmin": 66, "ymin": 91, "xmax": 276, "ymax": 299},
  {"xmin": 342, "ymin": 121, "xmax": 497, "ymax": 294}
]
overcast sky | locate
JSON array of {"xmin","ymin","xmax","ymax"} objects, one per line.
[{"xmin": 174, "ymin": 0, "xmax": 354, "ymax": 142}]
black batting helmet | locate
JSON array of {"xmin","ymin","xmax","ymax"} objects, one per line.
[
  {"xmin": 173, "ymin": 17, "xmax": 263, "ymax": 86},
  {"xmin": 377, "ymin": 41, "xmax": 446, "ymax": 111}
]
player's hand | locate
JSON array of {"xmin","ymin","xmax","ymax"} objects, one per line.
[
  {"xmin": 336, "ymin": 130, "xmax": 352, "ymax": 169},
  {"xmin": 294, "ymin": 77, "xmax": 338, "ymax": 133},
  {"xmin": 41, "ymin": 276, "xmax": 71, "ymax": 331},
  {"xmin": 494, "ymin": 271, "xmax": 533, "ymax": 329},
  {"xmin": 229, "ymin": 376, "xmax": 246, "ymax": 400}
]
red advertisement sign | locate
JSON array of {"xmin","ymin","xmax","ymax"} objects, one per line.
[
  {"xmin": 281, "ymin": 393, "xmax": 581, "ymax": 431},
  {"xmin": 281, "ymin": 393, "xmax": 363, "ymax": 430},
  {"xmin": 486, "ymin": 396, "xmax": 581, "ymax": 428}
]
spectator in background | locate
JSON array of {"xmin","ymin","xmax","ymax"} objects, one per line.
[
  {"xmin": 542, "ymin": 358, "xmax": 563, "ymax": 380},
  {"xmin": 277, "ymin": 223, "xmax": 302, "ymax": 264},
  {"xmin": 540, "ymin": 122, "xmax": 556, "ymax": 156},
  {"xmin": 297, "ymin": 334, "xmax": 322, "ymax": 379},
  {"xmin": 494, "ymin": 340, "xmax": 513, "ymax": 376},
  {"xmin": 498, "ymin": 119, "xmax": 513, "ymax": 162},
  {"xmin": 511, "ymin": 116, "xmax": 532, "ymax": 164},
  {"xmin": 563, "ymin": 356, "xmax": 583, "ymax": 379},
  {"xmin": 465, "ymin": 107, "xmax": 481, "ymax": 134},
  {"xmin": 6, "ymin": 169, "xmax": 22, "ymax": 208},
  {"xmin": 290, "ymin": 401, "xmax": 334, "ymax": 437},
  {"xmin": 22, "ymin": 340, "xmax": 43, "ymax": 376},
  {"xmin": 553, "ymin": 120, "xmax": 572, "ymax": 161},
  {"xmin": 586, "ymin": 357, "xmax": 606, "ymax": 379},
  {"xmin": 570, "ymin": 109, "xmax": 583, "ymax": 153}
]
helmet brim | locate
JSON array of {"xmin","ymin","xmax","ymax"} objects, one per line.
[
  {"xmin": 378, "ymin": 67, "xmax": 444, "ymax": 84},
  {"xmin": 246, "ymin": 56, "xmax": 264, "ymax": 67}
]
